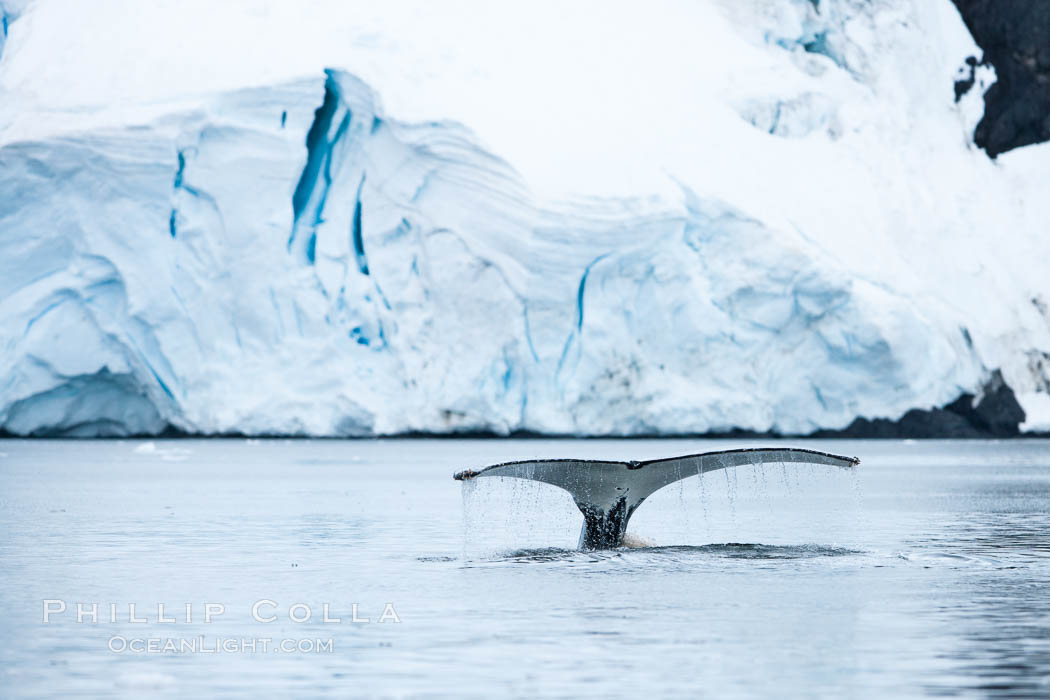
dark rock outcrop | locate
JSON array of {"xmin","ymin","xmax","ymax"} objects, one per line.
[
  {"xmin": 944, "ymin": 370, "xmax": 1027, "ymax": 436},
  {"xmin": 951, "ymin": 0, "xmax": 1050, "ymax": 157},
  {"xmin": 814, "ymin": 370, "xmax": 1027, "ymax": 439}
]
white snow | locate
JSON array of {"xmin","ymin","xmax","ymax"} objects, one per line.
[
  {"xmin": 1, "ymin": 0, "xmax": 1048, "ymax": 436},
  {"xmin": 1020, "ymin": 393, "xmax": 1050, "ymax": 434}
]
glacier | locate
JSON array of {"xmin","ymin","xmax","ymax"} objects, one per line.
[{"xmin": 1, "ymin": 0, "xmax": 1049, "ymax": 437}]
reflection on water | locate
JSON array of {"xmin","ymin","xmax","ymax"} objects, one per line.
[
  {"xmin": 905, "ymin": 513, "xmax": 1050, "ymax": 563},
  {"xmin": 0, "ymin": 438, "xmax": 1048, "ymax": 697}
]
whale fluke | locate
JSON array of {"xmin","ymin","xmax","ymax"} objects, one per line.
[{"xmin": 454, "ymin": 448, "xmax": 860, "ymax": 550}]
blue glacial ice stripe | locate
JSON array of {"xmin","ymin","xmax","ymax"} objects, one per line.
[
  {"xmin": 352, "ymin": 174, "xmax": 369, "ymax": 275},
  {"xmin": 288, "ymin": 71, "xmax": 355, "ymax": 265}
]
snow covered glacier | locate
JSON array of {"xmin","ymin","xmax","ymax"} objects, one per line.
[{"xmin": 1, "ymin": 0, "xmax": 1049, "ymax": 436}]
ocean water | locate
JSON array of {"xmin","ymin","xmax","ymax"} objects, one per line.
[{"xmin": 0, "ymin": 438, "xmax": 1048, "ymax": 697}]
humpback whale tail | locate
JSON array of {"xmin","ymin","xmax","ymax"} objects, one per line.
[{"xmin": 454, "ymin": 448, "xmax": 860, "ymax": 550}]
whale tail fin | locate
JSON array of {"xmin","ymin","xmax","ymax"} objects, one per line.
[{"xmin": 454, "ymin": 448, "xmax": 859, "ymax": 549}]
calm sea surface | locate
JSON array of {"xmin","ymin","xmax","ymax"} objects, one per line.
[{"xmin": 1, "ymin": 439, "xmax": 1048, "ymax": 697}]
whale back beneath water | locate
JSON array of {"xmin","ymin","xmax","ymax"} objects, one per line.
[{"xmin": 454, "ymin": 448, "xmax": 860, "ymax": 549}]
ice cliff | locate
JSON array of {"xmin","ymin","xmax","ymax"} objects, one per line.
[{"xmin": 1, "ymin": 0, "xmax": 1049, "ymax": 436}]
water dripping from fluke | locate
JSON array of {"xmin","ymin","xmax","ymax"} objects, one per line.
[{"xmin": 454, "ymin": 448, "xmax": 860, "ymax": 550}]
